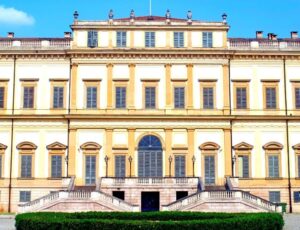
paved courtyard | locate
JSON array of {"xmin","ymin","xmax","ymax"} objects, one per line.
[{"xmin": 0, "ymin": 214, "xmax": 299, "ymax": 230}]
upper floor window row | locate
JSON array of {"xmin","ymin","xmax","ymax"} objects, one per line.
[{"xmin": 86, "ymin": 31, "xmax": 213, "ymax": 48}]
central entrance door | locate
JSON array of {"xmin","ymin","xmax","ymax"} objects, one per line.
[
  {"xmin": 138, "ymin": 135, "xmax": 163, "ymax": 177},
  {"xmin": 204, "ymin": 155, "xmax": 215, "ymax": 184},
  {"xmin": 141, "ymin": 192, "xmax": 160, "ymax": 212}
]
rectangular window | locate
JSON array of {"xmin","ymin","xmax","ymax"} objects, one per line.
[
  {"xmin": 115, "ymin": 87, "xmax": 126, "ymax": 109},
  {"xmin": 0, "ymin": 155, "xmax": 2, "ymax": 178},
  {"xmin": 145, "ymin": 87, "xmax": 156, "ymax": 109},
  {"xmin": 269, "ymin": 191, "xmax": 280, "ymax": 203},
  {"xmin": 53, "ymin": 86, "xmax": 64, "ymax": 109},
  {"xmin": 21, "ymin": 155, "xmax": 32, "ymax": 178},
  {"xmin": 174, "ymin": 87, "xmax": 185, "ymax": 109},
  {"xmin": 238, "ymin": 155, "xmax": 249, "ymax": 178},
  {"xmin": 175, "ymin": 155, "xmax": 186, "ymax": 177},
  {"xmin": 51, "ymin": 155, "xmax": 62, "ymax": 178},
  {"xmin": 174, "ymin": 32, "xmax": 184, "ymax": 48},
  {"xmin": 85, "ymin": 155, "xmax": 96, "ymax": 185},
  {"xmin": 295, "ymin": 88, "xmax": 300, "ymax": 109},
  {"xmin": 236, "ymin": 87, "xmax": 247, "ymax": 109},
  {"xmin": 86, "ymin": 86, "xmax": 97, "ymax": 109},
  {"xmin": 0, "ymin": 87, "xmax": 4, "ymax": 108},
  {"xmin": 87, "ymin": 31, "xmax": 98, "ymax": 48},
  {"xmin": 19, "ymin": 191, "xmax": 31, "ymax": 202},
  {"xmin": 23, "ymin": 86, "xmax": 34, "ymax": 108},
  {"xmin": 266, "ymin": 87, "xmax": 277, "ymax": 109},
  {"xmin": 115, "ymin": 155, "xmax": 126, "ymax": 178},
  {"xmin": 117, "ymin": 31, "xmax": 127, "ymax": 48},
  {"xmin": 145, "ymin": 32, "xmax": 155, "ymax": 48},
  {"xmin": 294, "ymin": 191, "xmax": 300, "ymax": 203},
  {"xmin": 203, "ymin": 87, "xmax": 214, "ymax": 109},
  {"xmin": 205, "ymin": 155, "xmax": 215, "ymax": 184},
  {"xmin": 203, "ymin": 32, "xmax": 213, "ymax": 48},
  {"xmin": 268, "ymin": 155, "xmax": 279, "ymax": 178}
]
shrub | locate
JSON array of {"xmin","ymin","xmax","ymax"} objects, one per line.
[{"xmin": 15, "ymin": 212, "xmax": 284, "ymax": 230}]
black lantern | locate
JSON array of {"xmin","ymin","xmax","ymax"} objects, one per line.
[
  {"xmin": 104, "ymin": 155, "xmax": 109, "ymax": 177},
  {"xmin": 128, "ymin": 156, "xmax": 133, "ymax": 177},
  {"xmin": 192, "ymin": 155, "xmax": 196, "ymax": 177},
  {"xmin": 168, "ymin": 155, "xmax": 173, "ymax": 177}
]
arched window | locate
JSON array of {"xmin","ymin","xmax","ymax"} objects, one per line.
[
  {"xmin": 233, "ymin": 142, "xmax": 253, "ymax": 178},
  {"xmin": 17, "ymin": 142, "xmax": 37, "ymax": 179},
  {"xmin": 263, "ymin": 142, "xmax": 283, "ymax": 178},
  {"xmin": 138, "ymin": 135, "xmax": 163, "ymax": 177}
]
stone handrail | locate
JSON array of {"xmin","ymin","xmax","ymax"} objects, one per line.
[
  {"xmin": 162, "ymin": 190, "xmax": 280, "ymax": 212},
  {"xmin": 229, "ymin": 39, "xmax": 300, "ymax": 50},
  {"xmin": 18, "ymin": 190, "xmax": 139, "ymax": 213},
  {"xmin": 67, "ymin": 176, "xmax": 76, "ymax": 191},
  {"xmin": 0, "ymin": 39, "xmax": 70, "ymax": 50}
]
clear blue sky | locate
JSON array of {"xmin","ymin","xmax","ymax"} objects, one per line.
[{"xmin": 0, "ymin": 0, "xmax": 299, "ymax": 38}]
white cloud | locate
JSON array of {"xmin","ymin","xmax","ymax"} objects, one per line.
[{"xmin": 0, "ymin": 5, "xmax": 35, "ymax": 26}]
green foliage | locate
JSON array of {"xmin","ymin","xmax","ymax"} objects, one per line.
[{"xmin": 15, "ymin": 211, "xmax": 284, "ymax": 230}]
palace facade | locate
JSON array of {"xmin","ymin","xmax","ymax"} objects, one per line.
[{"xmin": 0, "ymin": 10, "xmax": 300, "ymax": 213}]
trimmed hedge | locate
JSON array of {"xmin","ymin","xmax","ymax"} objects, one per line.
[{"xmin": 15, "ymin": 212, "xmax": 284, "ymax": 230}]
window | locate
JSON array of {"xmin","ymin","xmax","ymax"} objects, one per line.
[
  {"xmin": 203, "ymin": 87, "xmax": 214, "ymax": 109},
  {"xmin": 268, "ymin": 155, "xmax": 279, "ymax": 178},
  {"xmin": 238, "ymin": 155, "xmax": 249, "ymax": 178},
  {"xmin": 0, "ymin": 87, "xmax": 4, "ymax": 108},
  {"xmin": 23, "ymin": 86, "xmax": 34, "ymax": 108},
  {"xmin": 145, "ymin": 32, "xmax": 155, "ymax": 48},
  {"xmin": 115, "ymin": 87, "xmax": 126, "ymax": 109},
  {"xmin": 298, "ymin": 155, "xmax": 300, "ymax": 178},
  {"xmin": 21, "ymin": 155, "xmax": 32, "ymax": 178},
  {"xmin": 53, "ymin": 87, "xmax": 64, "ymax": 109},
  {"xmin": 86, "ymin": 86, "xmax": 97, "ymax": 109},
  {"xmin": 117, "ymin": 31, "xmax": 127, "ymax": 48},
  {"xmin": 174, "ymin": 87, "xmax": 185, "ymax": 109},
  {"xmin": 294, "ymin": 191, "xmax": 300, "ymax": 203},
  {"xmin": 85, "ymin": 155, "xmax": 96, "ymax": 185},
  {"xmin": 176, "ymin": 191, "xmax": 188, "ymax": 200},
  {"xmin": 174, "ymin": 32, "xmax": 184, "ymax": 48},
  {"xmin": 175, "ymin": 155, "xmax": 186, "ymax": 177},
  {"xmin": 266, "ymin": 87, "xmax": 277, "ymax": 109},
  {"xmin": 51, "ymin": 155, "xmax": 62, "ymax": 178},
  {"xmin": 115, "ymin": 155, "xmax": 126, "ymax": 178},
  {"xmin": 19, "ymin": 191, "xmax": 31, "ymax": 202},
  {"xmin": 145, "ymin": 87, "xmax": 156, "ymax": 109},
  {"xmin": 87, "ymin": 31, "xmax": 98, "ymax": 48},
  {"xmin": 113, "ymin": 191, "xmax": 125, "ymax": 200},
  {"xmin": 269, "ymin": 191, "xmax": 280, "ymax": 203},
  {"xmin": 203, "ymin": 32, "xmax": 213, "ymax": 48},
  {"xmin": 236, "ymin": 87, "xmax": 247, "ymax": 109},
  {"xmin": 295, "ymin": 87, "xmax": 300, "ymax": 109}
]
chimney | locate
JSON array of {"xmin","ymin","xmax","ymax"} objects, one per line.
[
  {"xmin": 291, "ymin": 31, "xmax": 298, "ymax": 39},
  {"xmin": 267, "ymin": 33, "xmax": 273, "ymax": 40},
  {"xmin": 272, "ymin": 34, "xmax": 277, "ymax": 40},
  {"xmin": 7, "ymin": 32, "xmax": 14, "ymax": 38},
  {"xmin": 256, "ymin": 31, "xmax": 263, "ymax": 39},
  {"xmin": 64, "ymin": 32, "xmax": 72, "ymax": 38}
]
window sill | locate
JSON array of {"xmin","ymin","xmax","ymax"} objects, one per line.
[
  {"xmin": 47, "ymin": 177, "xmax": 63, "ymax": 180},
  {"xmin": 17, "ymin": 177, "xmax": 35, "ymax": 180},
  {"xmin": 237, "ymin": 177, "xmax": 253, "ymax": 180},
  {"xmin": 265, "ymin": 177, "xmax": 283, "ymax": 180}
]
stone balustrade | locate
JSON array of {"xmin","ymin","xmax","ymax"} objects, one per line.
[{"xmin": 229, "ymin": 39, "xmax": 300, "ymax": 50}]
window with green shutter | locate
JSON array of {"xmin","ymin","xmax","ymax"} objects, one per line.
[
  {"xmin": 204, "ymin": 155, "xmax": 215, "ymax": 184},
  {"xmin": 53, "ymin": 86, "xmax": 64, "ymax": 109},
  {"xmin": 175, "ymin": 155, "xmax": 186, "ymax": 177},
  {"xmin": 236, "ymin": 87, "xmax": 247, "ymax": 109},
  {"xmin": 21, "ymin": 155, "xmax": 32, "ymax": 178},
  {"xmin": 116, "ymin": 87, "xmax": 126, "ymax": 109},
  {"xmin": 266, "ymin": 87, "xmax": 277, "ymax": 109},
  {"xmin": 115, "ymin": 155, "xmax": 126, "ymax": 178},
  {"xmin": 268, "ymin": 155, "xmax": 279, "ymax": 178},
  {"xmin": 23, "ymin": 87, "xmax": 34, "ymax": 108},
  {"xmin": 203, "ymin": 87, "xmax": 214, "ymax": 109},
  {"xmin": 86, "ymin": 86, "xmax": 97, "ymax": 109},
  {"xmin": 51, "ymin": 155, "xmax": 62, "ymax": 178},
  {"xmin": 238, "ymin": 155, "xmax": 249, "ymax": 178}
]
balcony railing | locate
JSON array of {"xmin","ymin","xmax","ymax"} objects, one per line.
[
  {"xmin": 100, "ymin": 177, "xmax": 199, "ymax": 187},
  {"xmin": 0, "ymin": 38, "xmax": 70, "ymax": 50},
  {"xmin": 229, "ymin": 39, "xmax": 300, "ymax": 50}
]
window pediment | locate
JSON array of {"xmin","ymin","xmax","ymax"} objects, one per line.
[
  {"xmin": 292, "ymin": 143, "xmax": 300, "ymax": 151},
  {"xmin": 199, "ymin": 142, "xmax": 220, "ymax": 151},
  {"xmin": 80, "ymin": 142, "xmax": 101, "ymax": 151},
  {"xmin": 263, "ymin": 142, "xmax": 283, "ymax": 150},
  {"xmin": 0, "ymin": 143, "xmax": 7, "ymax": 150},
  {"xmin": 16, "ymin": 141, "xmax": 37, "ymax": 150},
  {"xmin": 233, "ymin": 142, "xmax": 253, "ymax": 151},
  {"xmin": 46, "ymin": 142, "xmax": 67, "ymax": 150}
]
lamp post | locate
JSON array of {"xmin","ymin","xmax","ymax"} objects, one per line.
[
  {"xmin": 192, "ymin": 155, "xmax": 196, "ymax": 177},
  {"xmin": 232, "ymin": 155, "xmax": 237, "ymax": 177},
  {"xmin": 168, "ymin": 156, "xmax": 173, "ymax": 177},
  {"xmin": 128, "ymin": 156, "xmax": 133, "ymax": 177},
  {"xmin": 104, "ymin": 155, "xmax": 109, "ymax": 178}
]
